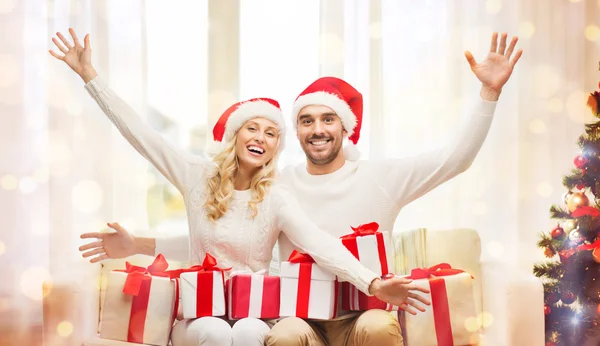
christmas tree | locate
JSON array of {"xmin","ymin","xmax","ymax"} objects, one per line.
[{"xmin": 534, "ymin": 68, "xmax": 600, "ymax": 346}]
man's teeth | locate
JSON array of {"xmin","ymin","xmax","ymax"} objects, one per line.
[
  {"xmin": 311, "ymin": 140, "xmax": 329, "ymax": 146},
  {"xmin": 248, "ymin": 146, "xmax": 264, "ymax": 154}
]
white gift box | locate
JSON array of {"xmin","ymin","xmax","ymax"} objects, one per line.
[
  {"xmin": 180, "ymin": 270, "xmax": 226, "ymax": 319},
  {"xmin": 99, "ymin": 271, "xmax": 176, "ymax": 346},
  {"xmin": 279, "ymin": 260, "xmax": 338, "ymax": 320}
]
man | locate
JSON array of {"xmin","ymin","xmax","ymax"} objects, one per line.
[{"xmin": 264, "ymin": 32, "xmax": 522, "ymax": 346}]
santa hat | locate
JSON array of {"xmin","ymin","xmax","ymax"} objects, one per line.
[
  {"xmin": 291, "ymin": 77, "xmax": 363, "ymax": 161},
  {"xmin": 208, "ymin": 98, "xmax": 285, "ymax": 155}
]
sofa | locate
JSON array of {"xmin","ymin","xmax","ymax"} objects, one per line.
[{"xmin": 42, "ymin": 228, "xmax": 545, "ymax": 346}]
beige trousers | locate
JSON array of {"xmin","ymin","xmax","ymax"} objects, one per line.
[{"xmin": 264, "ymin": 309, "xmax": 404, "ymax": 346}]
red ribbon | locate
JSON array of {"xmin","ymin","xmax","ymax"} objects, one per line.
[
  {"xmin": 340, "ymin": 223, "xmax": 389, "ymax": 276},
  {"xmin": 288, "ymin": 251, "xmax": 314, "ymax": 318},
  {"xmin": 116, "ymin": 254, "xmax": 171, "ymax": 296},
  {"xmin": 114, "ymin": 254, "xmax": 179, "ymax": 343},
  {"xmin": 340, "ymin": 222, "xmax": 380, "ymax": 239},
  {"xmin": 408, "ymin": 263, "xmax": 469, "ymax": 280},
  {"xmin": 168, "ymin": 254, "xmax": 230, "ymax": 318},
  {"xmin": 559, "ymin": 239, "xmax": 600, "ymax": 259},
  {"xmin": 406, "ymin": 263, "xmax": 472, "ymax": 346},
  {"xmin": 571, "ymin": 206, "xmax": 600, "ymax": 218},
  {"xmin": 288, "ymin": 250, "xmax": 315, "ymax": 264}
]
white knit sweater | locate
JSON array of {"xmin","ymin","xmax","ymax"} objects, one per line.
[
  {"xmin": 277, "ymin": 98, "xmax": 497, "ymax": 263},
  {"xmin": 84, "ymin": 76, "xmax": 378, "ymax": 294}
]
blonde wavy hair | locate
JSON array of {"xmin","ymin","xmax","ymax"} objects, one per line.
[{"xmin": 203, "ymin": 131, "xmax": 280, "ymax": 222}]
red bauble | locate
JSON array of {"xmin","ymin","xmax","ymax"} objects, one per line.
[
  {"xmin": 545, "ymin": 343, "xmax": 556, "ymax": 346},
  {"xmin": 574, "ymin": 155, "xmax": 590, "ymax": 168},
  {"xmin": 544, "ymin": 305, "xmax": 551, "ymax": 315},
  {"xmin": 551, "ymin": 226, "xmax": 565, "ymax": 239},
  {"xmin": 547, "ymin": 292, "xmax": 559, "ymax": 304},
  {"xmin": 561, "ymin": 291, "xmax": 576, "ymax": 304}
]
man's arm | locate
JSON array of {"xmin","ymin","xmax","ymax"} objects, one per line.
[{"xmin": 372, "ymin": 32, "xmax": 522, "ymax": 208}]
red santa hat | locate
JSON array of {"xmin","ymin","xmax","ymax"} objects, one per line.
[
  {"xmin": 209, "ymin": 98, "xmax": 285, "ymax": 155},
  {"xmin": 291, "ymin": 77, "xmax": 363, "ymax": 160}
]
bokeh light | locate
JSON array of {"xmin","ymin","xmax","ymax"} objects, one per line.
[
  {"xmin": 72, "ymin": 180, "xmax": 104, "ymax": 214},
  {"xmin": 519, "ymin": 21, "xmax": 535, "ymax": 39},
  {"xmin": 529, "ymin": 119, "xmax": 547, "ymax": 134},
  {"xmin": 0, "ymin": 174, "xmax": 18, "ymax": 190},
  {"xmin": 486, "ymin": 241, "xmax": 504, "ymax": 259},
  {"xmin": 585, "ymin": 25, "xmax": 600, "ymax": 42},
  {"xmin": 532, "ymin": 65, "xmax": 560, "ymax": 98},
  {"xmin": 21, "ymin": 267, "xmax": 52, "ymax": 301},
  {"xmin": 485, "ymin": 0, "xmax": 502, "ymax": 14},
  {"xmin": 537, "ymin": 182, "xmax": 554, "ymax": 197},
  {"xmin": 57, "ymin": 321, "xmax": 74, "ymax": 337}
]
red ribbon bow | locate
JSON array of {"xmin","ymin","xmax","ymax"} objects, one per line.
[
  {"xmin": 408, "ymin": 263, "xmax": 469, "ymax": 280},
  {"xmin": 340, "ymin": 222, "xmax": 380, "ymax": 240},
  {"xmin": 559, "ymin": 239, "xmax": 600, "ymax": 260},
  {"xmin": 116, "ymin": 254, "xmax": 171, "ymax": 296},
  {"xmin": 288, "ymin": 250, "xmax": 315, "ymax": 263},
  {"xmin": 571, "ymin": 206, "xmax": 600, "ymax": 218},
  {"xmin": 167, "ymin": 253, "xmax": 231, "ymax": 279}
]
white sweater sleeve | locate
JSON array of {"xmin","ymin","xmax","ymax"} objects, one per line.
[
  {"xmin": 84, "ymin": 76, "xmax": 208, "ymax": 195},
  {"xmin": 272, "ymin": 185, "xmax": 379, "ymax": 295},
  {"xmin": 155, "ymin": 233, "xmax": 190, "ymax": 263},
  {"xmin": 371, "ymin": 98, "xmax": 497, "ymax": 208}
]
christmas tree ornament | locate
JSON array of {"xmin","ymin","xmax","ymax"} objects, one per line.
[
  {"xmin": 563, "ymin": 219, "xmax": 577, "ymax": 233},
  {"xmin": 544, "ymin": 247, "xmax": 555, "ymax": 258},
  {"xmin": 575, "ymin": 155, "xmax": 590, "ymax": 168},
  {"xmin": 547, "ymin": 292, "xmax": 559, "ymax": 304},
  {"xmin": 567, "ymin": 192, "xmax": 590, "ymax": 212},
  {"xmin": 593, "ymin": 248, "xmax": 600, "ymax": 263},
  {"xmin": 544, "ymin": 305, "xmax": 551, "ymax": 315},
  {"xmin": 569, "ymin": 229, "xmax": 584, "ymax": 243},
  {"xmin": 561, "ymin": 291, "xmax": 576, "ymax": 304},
  {"xmin": 551, "ymin": 225, "xmax": 566, "ymax": 239}
]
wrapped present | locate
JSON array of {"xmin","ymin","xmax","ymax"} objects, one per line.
[
  {"xmin": 99, "ymin": 254, "xmax": 179, "ymax": 346},
  {"xmin": 279, "ymin": 251, "xmax": 338, "ymax": 320},
  {"xmin": 226, "ymin": 269, "xmax": 280, "ymax": 320},
  {"xmin": 399, "ymin": 263, "xmax": 479, "ymax": 346},
  {"xmin": 341, "ymin": 281, "xmax": 387, "ymax": 311},
  {"xmin": 176, "ymin": 253, "xmax": 229, "ymax": 319},
  {"xmin": 339, "ymin": 222, "xmax": 392, "ymax": 281}
]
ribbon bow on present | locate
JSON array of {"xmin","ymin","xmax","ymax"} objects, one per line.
[
  {"xmin": 340, "ymin": 222, "xmax": 380, "ymax": 240},
  {"xmin": 116, "ymin": 254, "xmax": 172, "ymax": 296},
  {"xmin": 408, "ymin": 263, "xmax": 472, "ymax": 280},
  {"xmin": 168, "ymin": 253, "xmax": 232, "ymax": 280},
  {"xmin": 288, "ymin": 250, "xmax": 315, "ymax": 263}
]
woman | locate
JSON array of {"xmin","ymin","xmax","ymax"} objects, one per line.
[{"xmin": 50, "ymin": 28, "xmax": 429, "ymax": 346}]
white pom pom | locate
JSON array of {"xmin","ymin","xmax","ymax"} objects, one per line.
[
  {"xmin": 206, "ymin": 140, "xmax": 225, "ymax": 156},
  {"xmin": 343, "ymin": 143, "xmax": 361, "ymax": 161}
]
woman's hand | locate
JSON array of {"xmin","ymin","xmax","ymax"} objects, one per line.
[{"xmin": 49, "ymin": 28, "xmax": 97, "ymax": 83}]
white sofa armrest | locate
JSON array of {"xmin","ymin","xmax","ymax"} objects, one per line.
[
  {"xmin": 479, "ymin": 260, "xmax": 545, "ymax": 346},
  {"xmin": 42, "ymin": 265, "xmax": 102, "ymax": 346}
]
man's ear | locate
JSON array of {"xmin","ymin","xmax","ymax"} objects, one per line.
[{"xmin": 343, "ymin": 129, "xmax": 348, "ymax": 137}]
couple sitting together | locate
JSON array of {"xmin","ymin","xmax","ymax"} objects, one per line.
[{"xmin": 50, "ymin": 28, "xmax": 522, "ymax": 346}]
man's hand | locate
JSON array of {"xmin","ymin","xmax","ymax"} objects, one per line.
[
  {"xmin": 464, "ymin": 32, "xmax": 523, "ymax": 101},
  {"xmin": 369, "ymin": 276, "xmax": 431, "ymax": 315},
  {"xmin": 79, "ymin": 222, "xmax": 139, "ymax": 263}
]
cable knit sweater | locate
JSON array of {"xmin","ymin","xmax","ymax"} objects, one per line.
[{"xmin": 84, "ymin": 76, "xmax": 378, "ymax": 294}]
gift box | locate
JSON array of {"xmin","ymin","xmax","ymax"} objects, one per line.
[
  {"xmin": 279, "ymin": 251, "xmax": 338, "ymax": 320},
  {"xmin": 399, "ymin": 263, "xmax": 479, "ymax": 346},
  {"xmin": 226, "ymin": 269, "xmax": 280, "ymax": 320},
  {"xmin": 99, "ymin": 254, "xmax": 178, "ymax": 346},
  {"xmin": 178, "ymin": 254, "xmax": 228, "ymax": 319},
  {"xmin": 339, "ymin": 222, "xmax": 392, "ymax": 281},
  {"xmin": 341, "ymin": 281, "xmax": 387, "ymax": 311}
]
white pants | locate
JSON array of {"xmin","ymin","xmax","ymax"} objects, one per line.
[{"xmin": 171, "ymin": 317, "xmax": 270, "ymax": 346}]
